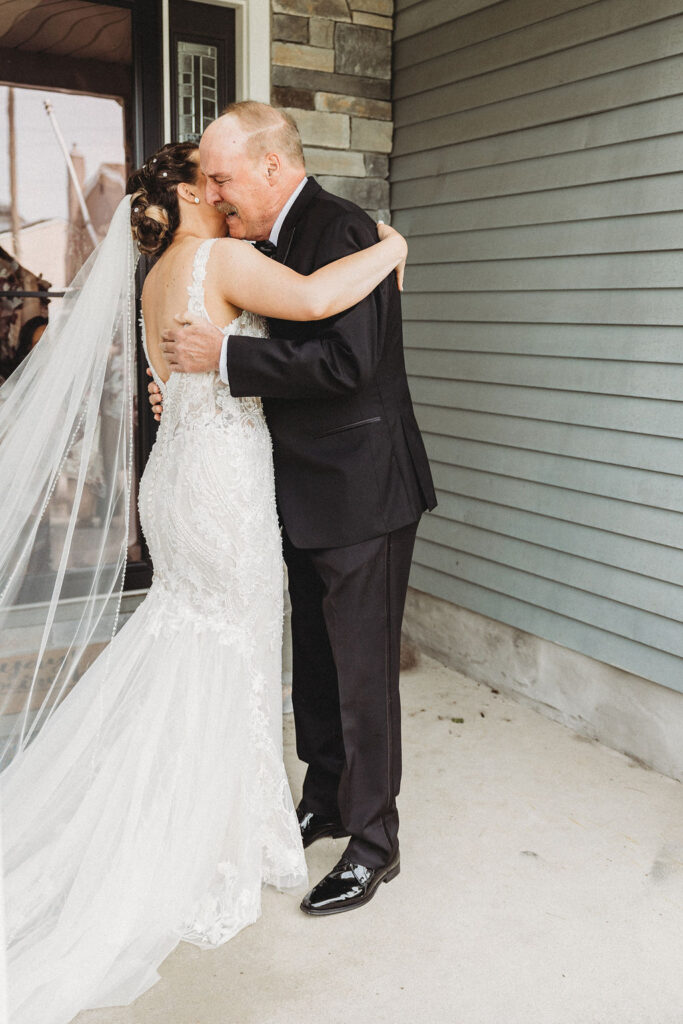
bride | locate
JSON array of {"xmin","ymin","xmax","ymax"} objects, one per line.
[{"xmin": 0, "ymin": 140, "xmax": 407, "ymax": 1024}]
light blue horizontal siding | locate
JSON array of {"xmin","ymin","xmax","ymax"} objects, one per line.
[
  {"xmin": 424, "ymin": 434, "xmax": 683, "ymax": 513},
  {"xmin": 393, "ymin": 135, "xmax": 683, "ymax": 205},
  {"xmin": 393, "ymin": 174, "xmax": 683, "ymax": 234},
  {"xmin": 410, "ymin": 561, "xmax": 683, "ymax": 690},
  {"xmin": 414, "ymin": 403, "xmax": 683, "ymax": 477},
  {"xmin": 392, "ymin": 0, "xmax": 683, "ymax": 692}
]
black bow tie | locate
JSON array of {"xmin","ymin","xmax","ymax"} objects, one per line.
[{"xmin": 254, "ymin": 239, "xmax": 277, "ymax": 259}]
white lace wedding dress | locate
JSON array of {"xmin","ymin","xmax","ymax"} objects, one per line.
[{"xmin": 2, "ymin": 239, "xmax": 307, "ymax": 1024}]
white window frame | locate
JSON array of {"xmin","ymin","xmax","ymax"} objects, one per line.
[{"xmin": 162, "ymin": 0, "xmax": 270, "ymax": 142}]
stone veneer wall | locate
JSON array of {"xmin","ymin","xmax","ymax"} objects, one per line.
[{"xmin": 270, "ymin": 0, "xmax": 393, "ymax": 221}]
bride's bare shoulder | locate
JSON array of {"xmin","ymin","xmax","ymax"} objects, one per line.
[{"xmin": 209, "ymin": 237, "xmax": 256, "ymax": 266}]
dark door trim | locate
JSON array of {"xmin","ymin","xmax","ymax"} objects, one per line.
[
  {"xmin": 83, "ymin": 2, "xmax": 165, "ymax": 592},
  {"xmin": 129, "ymin": 0, "xmax": 164, "ymax": 590}
]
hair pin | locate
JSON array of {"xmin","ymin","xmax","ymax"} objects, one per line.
[{"xmin": 161, "ymin": 171, "xmax": 168, "ymax": 177}]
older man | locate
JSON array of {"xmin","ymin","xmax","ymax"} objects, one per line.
[{"xmin": 152, "ymin": 101, "xmax": 436, "ymax": 915}]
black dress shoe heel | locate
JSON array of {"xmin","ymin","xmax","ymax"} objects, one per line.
[{"xmin": 383, "ymin": 862, "xmax": 400, "ymax": 883}]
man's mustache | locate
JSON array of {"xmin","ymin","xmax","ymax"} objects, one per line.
[{"xmin": 216, "ymin": 202, "xmax": 238, "ymax": 216}]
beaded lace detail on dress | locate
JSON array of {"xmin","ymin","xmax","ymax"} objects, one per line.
[{"xmin": 137, "ymin": 237, "xmax": 306, "ymax": 913}]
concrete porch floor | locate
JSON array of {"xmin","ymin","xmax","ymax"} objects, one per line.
[{"xmin": 78, "ymin": 654, "xmax": 683, "ymax": 1024}]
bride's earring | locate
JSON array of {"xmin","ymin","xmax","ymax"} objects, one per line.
[{"xmin": 194, "ymin": 197, "xmax": 200, "ymax": 204}]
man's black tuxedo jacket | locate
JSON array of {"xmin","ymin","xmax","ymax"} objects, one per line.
[{"xmin": 227, "ymin": 177, "xmax": 436, "ymax": 549}]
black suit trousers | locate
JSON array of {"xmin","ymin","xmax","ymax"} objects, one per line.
[{"xmin": 283, "ymin": 519, "xmax": 419, "ymax": 869}]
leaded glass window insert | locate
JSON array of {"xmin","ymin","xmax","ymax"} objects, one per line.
[{"xmin": 176, "ymin": 41, "xmax": 218, "ymax": 143}]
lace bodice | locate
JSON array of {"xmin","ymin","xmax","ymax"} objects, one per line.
[
  {"xmin": 137, "ymin": 237, "xmax": 275, "ymax": 633},
  {"xmin": 141, "ymin": 237, "xmax": 268, "ymax": 438}
]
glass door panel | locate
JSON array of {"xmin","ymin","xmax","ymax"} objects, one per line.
[{"xmin": 0, "ymin": 2, "xmax": 148, "ymax": 569}]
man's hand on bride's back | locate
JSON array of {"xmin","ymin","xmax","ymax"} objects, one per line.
[
  {"xmin": 376, "ymin": 221, "xmax": 407, "ymax": 292},
  {"xmin": 160, "ymin": 312, "xmax": 223, "ymax": 375}
]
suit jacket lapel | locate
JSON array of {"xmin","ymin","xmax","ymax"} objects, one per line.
[
  {"xmin": 276, "ymin": 177, "xmax": 322, "ymax": 265},
  {"xmin": 277, "ymin": 226, "xmax": 296, "ymax": 266}
]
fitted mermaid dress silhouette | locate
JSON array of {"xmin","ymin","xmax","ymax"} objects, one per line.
[{"xmin": 3, "ymin": 238, "xmax": 307, "ymax": 1024}]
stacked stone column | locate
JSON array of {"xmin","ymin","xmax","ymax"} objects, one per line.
[{"xmin": 271, "ymin": 0, "xmax": 393, "ymax": 221}]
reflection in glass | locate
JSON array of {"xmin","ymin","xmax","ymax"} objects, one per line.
[
  {"xmin": 0, "ymin": 78, "xmax": 142, "ymax": 745},
  {"xmin": 0, "ymin": 84, "xmax": 141, "ymax": 552}
]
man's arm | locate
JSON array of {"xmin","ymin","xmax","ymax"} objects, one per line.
[{"xmin": 227, "ymin": 212, "xmax": 389, "ymax": 401}]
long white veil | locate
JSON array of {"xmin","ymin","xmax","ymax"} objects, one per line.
[{"xmin": 0, "ymin": 196, "xmax": 139, "ymax": 771}]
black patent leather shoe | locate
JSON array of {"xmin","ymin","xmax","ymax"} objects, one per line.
[
  {"xmin": 297, "ymin": 805, "xmax": 348, "ymax": 849},
  {"xmin": 300, "ymin": 851, "xmax": 400, "ymax": 916}
]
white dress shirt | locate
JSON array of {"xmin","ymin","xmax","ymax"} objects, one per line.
[{"xmin": 219, "ymin": 177, "xmax": 308, "ymax": 385}]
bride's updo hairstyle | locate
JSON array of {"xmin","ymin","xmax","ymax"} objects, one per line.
[{"xmin": 126, "ymin": 142, "xmax": 199, "ymax": 258}]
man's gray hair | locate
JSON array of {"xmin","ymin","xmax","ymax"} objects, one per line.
[{"xmin": 221, "ymin": 100, "xmax": 305, "ymax": 168}]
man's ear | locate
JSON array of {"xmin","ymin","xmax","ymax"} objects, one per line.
[{"xmin": 265, "ymin": 152, "xmax": 281, "ymax": 183}]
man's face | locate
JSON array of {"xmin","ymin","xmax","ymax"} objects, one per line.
[{"xmin": 199, "ymin": 122, "xmax": 277, "ymax": 241}]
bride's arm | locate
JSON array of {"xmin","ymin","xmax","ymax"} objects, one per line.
[{"xmin": 212, "ymin": 222, "xmax": 407, "ymax": 322}]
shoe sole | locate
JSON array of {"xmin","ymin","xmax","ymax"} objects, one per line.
[
  {"xmin": 300, "ymin": 862, "xmax": 400, "ymax": 916},
  {"xmin": 302, "ymin": 826, "xmax": 348, "ymax": 849}
]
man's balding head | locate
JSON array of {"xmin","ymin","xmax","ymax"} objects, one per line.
[{"xmin": 219, "ymin": 101, "xmax": 305, "ymax": 167}]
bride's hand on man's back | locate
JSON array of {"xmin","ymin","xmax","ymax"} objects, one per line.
[
  {"xmin": 377, "ymin": 221, "xmax": 407, "ymax": 292},
  {"xmin": 147, "ymin": 369, "xmax": 163, "ymax": 421}
]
